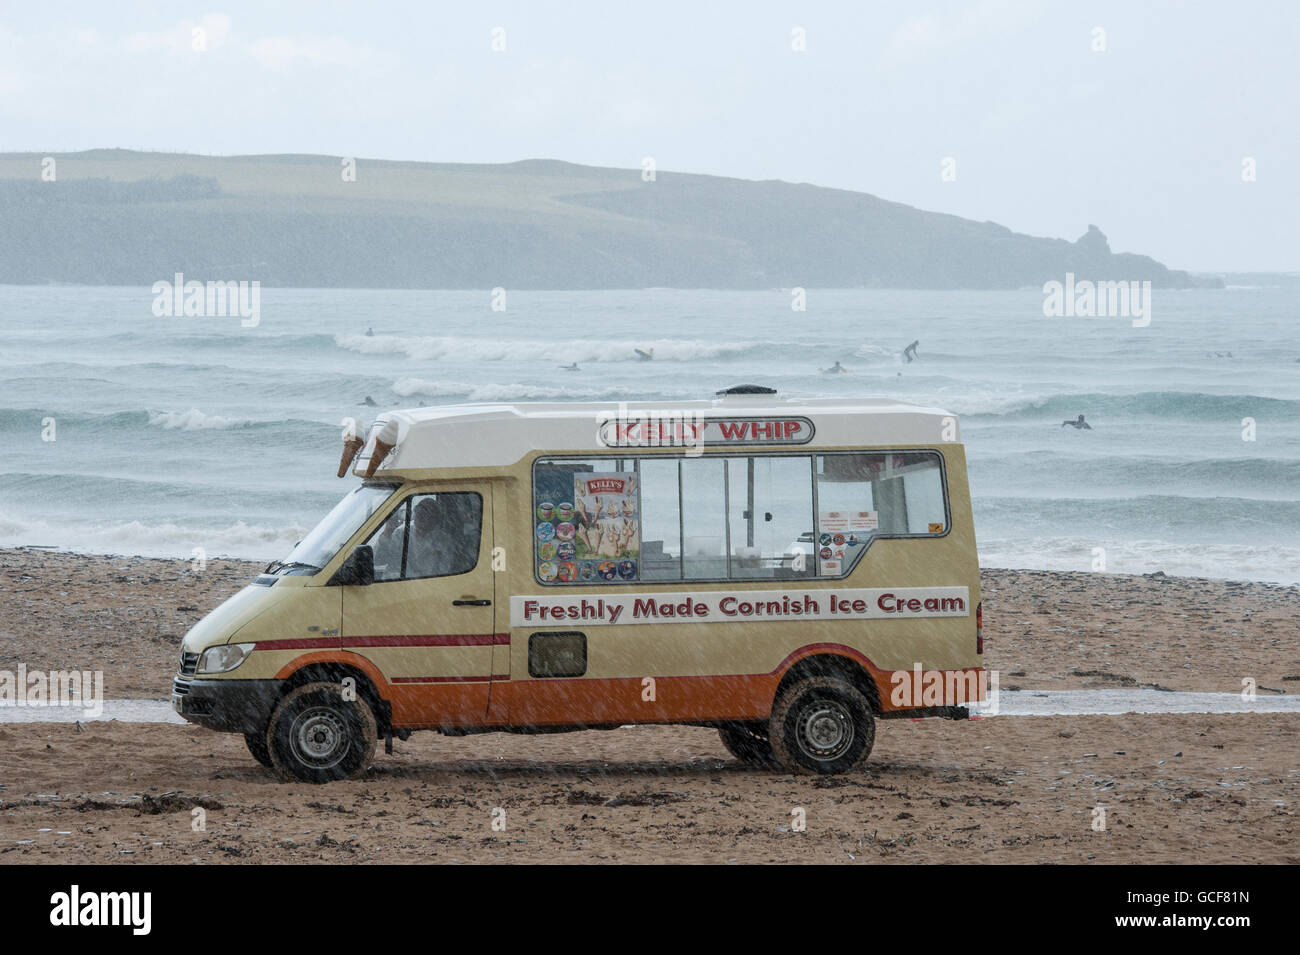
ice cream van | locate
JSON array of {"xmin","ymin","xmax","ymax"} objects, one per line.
[{"xmin": 172, "ymin": 386, "xmax": 984, "ymax": 781}]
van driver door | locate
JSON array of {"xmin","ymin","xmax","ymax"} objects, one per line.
[{"xmin": 341, "ymin": 485, "xmax": 498, "ymax": 728}]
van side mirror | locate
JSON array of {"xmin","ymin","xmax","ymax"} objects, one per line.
[{"xmin": 330, "ymin": 544, "xmax": 374, "ymax": 586}]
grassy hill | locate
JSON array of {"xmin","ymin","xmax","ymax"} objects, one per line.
[{"xmin": 0, "ymin": 149, "xmax": 1210, "ymax": 289}]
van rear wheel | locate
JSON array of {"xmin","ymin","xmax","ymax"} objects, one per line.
[
  {"xmin": 266, "ymin": 682, "xmax": 377, "ymax": 783},
  {"xmin": 244, "ymin": 731, "xmax": 273, "ymax": 768},
  {"xmin": 717, "ymin": 723, "xmax": 776, "ymax": 767},
  {"xmin": 770, "ymin": 676, "xmax": 875, "ymax": 774}
]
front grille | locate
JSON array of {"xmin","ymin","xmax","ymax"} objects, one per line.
[
  {"xmin": 172, "ymin": 678, "xmax": 191, "ymax": 697},
  {"xmin": 178, "ymin": 651, "xmax": 199, "ymax": 678}
]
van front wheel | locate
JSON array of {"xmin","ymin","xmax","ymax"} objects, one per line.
[
  {"xmin": 266, "ymin": 682, "xmax": 377, "ymax": 783},
  {"xmin": 770, "ymin": 676, "xmax": 875, "ymax": 774},
  {"xmin": 244, "ymin": 731, "xmax": 273, "ymax": 768}
]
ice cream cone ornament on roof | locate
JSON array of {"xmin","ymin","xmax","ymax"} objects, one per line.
[
  {"xmin": 336, "ymin": 423, "xmax": 367, "ymax": 478},
  {"xmin": 362, "ymin": 416, "xmax": 401, "ymax": 479}
]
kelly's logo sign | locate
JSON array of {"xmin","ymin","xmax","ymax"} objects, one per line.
[
  {"xmin": 581, "ymin": 477, "xmax": 629, "ymax": 495},
  {"xmin": 596, "ymin": 409, "xmax": 814, "ymax": 451}
]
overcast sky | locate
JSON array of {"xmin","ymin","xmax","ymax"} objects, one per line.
[{"xmin": 2, "ymin": 1, "xmax": 1295, "ymax": 271}]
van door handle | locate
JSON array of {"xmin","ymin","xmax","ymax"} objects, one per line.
[{"xmin": 453, "ymin": 598, "xmax": 492, "ymax": 606}]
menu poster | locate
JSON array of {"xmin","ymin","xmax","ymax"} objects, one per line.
[
  {"xmin": 816, "ymin": 509, "xmax": 876, "ymax": 573},
  {"xmin": 524, "ymin": 472, "xmax": 640, "ymax": 584}
]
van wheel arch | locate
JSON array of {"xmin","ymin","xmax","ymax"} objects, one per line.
[
  {"xmin": 774, "ymin": 653, "xmax": 880, "ymax": 717},
  {"xmin": 280, "ymin": 664, "xmax": 389, "ymax": 736}
]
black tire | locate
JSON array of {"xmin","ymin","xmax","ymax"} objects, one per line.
[
  {"xmin": 769, "ymin": 675, "xmax": 875, "ymax": 774},
  {"xmin": 718, "ymin": 723, "xmax": 776, "ymax": 767},
  {"xmin": 244, "ymin": 731, "xmax": 273, "ymax": 768},
  {"xmin": 266, "ymin": 681, "xmax": 378, "ymax": 783}
]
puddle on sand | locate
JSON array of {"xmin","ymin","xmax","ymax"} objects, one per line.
[
  {"xmin": 0, "ymin": 690, "xmax": 1296, "ymax": 724},
  {"xmin": 0, "ymin": 700, "xmax": 185, "ymax": 724},
  {"xmin": 971, "ymin": 689, "xmax": 1300, "ymax": 716}
]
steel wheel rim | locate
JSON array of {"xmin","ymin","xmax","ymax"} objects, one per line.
[
  {"xmin": 290, "ymin": 706, "xmax": 349, "ymax": 769},
  {"xmin": 796, "ymin": 700, "xmax": 854, "ymax": 761}
]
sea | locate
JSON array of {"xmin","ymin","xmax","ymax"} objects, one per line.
[{"xmin": 1, "ymin": 285, "xmax": 1297, "ymax": 583}]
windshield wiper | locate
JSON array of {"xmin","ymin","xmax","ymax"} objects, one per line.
[{"xmin": 274, "ymin": 561, "xmax": 322, "ymax": 575}]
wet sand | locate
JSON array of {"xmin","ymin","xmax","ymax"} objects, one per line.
[{"xmin": 0, "ymin": 715, "xmax": 1294, "ymax": 864}]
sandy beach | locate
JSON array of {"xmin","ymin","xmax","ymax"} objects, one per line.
[
  {"xmin": 1, "ymin": 548, "xmax": 1296, "ymax": 864},
  {"xmin": 0, "ymin": 715, "xmax": 1294, "ymax": 864}
]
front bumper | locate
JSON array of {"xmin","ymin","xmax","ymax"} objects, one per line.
[{"xmin": 172, "ymin": 677, "xmax": 281, "ymax": 734}]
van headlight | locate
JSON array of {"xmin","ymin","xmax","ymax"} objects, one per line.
[{"xmin": 197, "ymin": 643, "xmax": 255, "ymax": 674}]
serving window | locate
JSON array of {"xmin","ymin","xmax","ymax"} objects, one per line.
[
  {"xmin": 813, "ymin": 452, "xmax": 947, "ymax": 575},
  {"xmin": 532, "ymin": 451, "xmax": 948, "ymax": 585}
]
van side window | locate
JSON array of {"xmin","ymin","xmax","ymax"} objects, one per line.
[
  {"xmin": 638, "ymin": 458, "xmax": 681, "ymax": 581},
  {"xmin": 365, "ymin": 492, "xmax": 483, "ymax": 581},
  {"xmin": 681, "ymin": 458, "xmax": 729, "ymax": 579},
  {"xmin": 533, "ymin": 452, "xmax": 946, "ymax": 584},
  {"xmin": 814, "ymin": 452, "xmax": 947, "ymax": 575},
  {"xmin": 726, "ymin": 455, "xmax": 815, "ymax": 580},
  {"xmin": 533, "ymin": 459, "xmax": 639, "ymax": 583}
]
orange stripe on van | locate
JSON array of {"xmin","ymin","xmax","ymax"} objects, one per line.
[
  {"xmin": 270, "ymin": 643, "xmax": 980, "ymax": 727},
  {"xmin": 496, "ymin": 672, "xmax": 776, "ymax": 725},
  {"xmin": 494, "ymin": 644, "xmax": 878, "ymax": 725},
  {"xmin": 495, "ymin": 646, "xmax": 980, "ymax": 725},
  {"xmin": 388, "ymin": 682, "xmax": 491, "ymax": 727}
]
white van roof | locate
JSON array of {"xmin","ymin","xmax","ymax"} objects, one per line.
[{"xmin": 355, "ymin": 394, "xmax": 960, "ymax": 473}]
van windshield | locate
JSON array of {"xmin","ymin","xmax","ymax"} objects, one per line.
[{"xmin": 268, "ymin": 484, "xmax": 395, "ymax": 576}]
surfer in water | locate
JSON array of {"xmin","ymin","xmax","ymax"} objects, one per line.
[
  {"xmin": 560, "ymin": 362, "xmax": 580, "ymax": 371},
  {"xmin": 1061, "ymin": 414, "xmax": 1092, "ymax": 430},
  {"xmin": 822, "ymin": 361, "xmax": 851, "ymax": 374},
  {"xmin": 635, "ymin": 348, "xmax": 654, "ymax": 361},
  {"xmin": 903, "ymin": 340, "xmax": 919, "ymax": 363},
  {"xmin": 365, "ymin": 327, "xmax": 375, "ymax": 337},
  {"xmin": 362, "ymin": 395, "xmax": 378, "ymax": 407}
]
